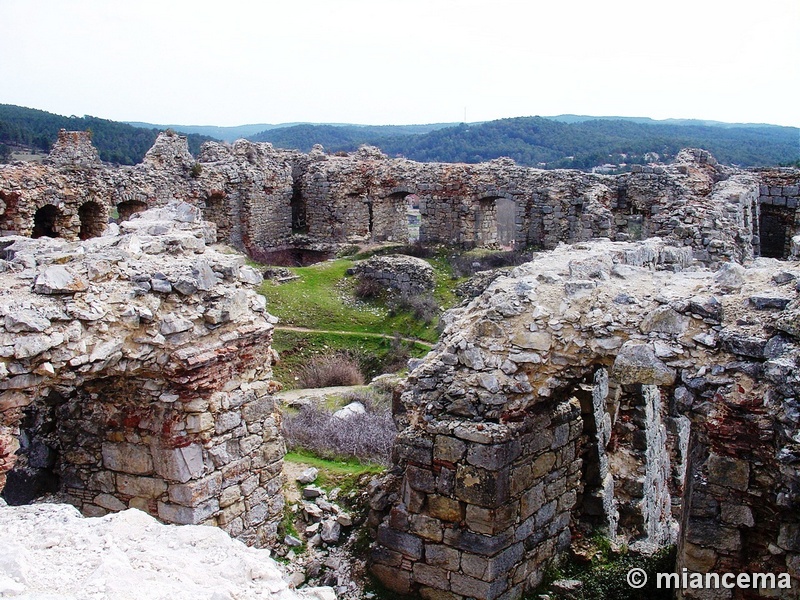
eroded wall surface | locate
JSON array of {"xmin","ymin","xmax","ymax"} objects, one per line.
[
  {"xmin": 0, "ymin": 202, "xmax": 285, "ymax": 546},
  {"xmin": 369, "ymin": 239, "xmax": 800, "ymax": 599}
]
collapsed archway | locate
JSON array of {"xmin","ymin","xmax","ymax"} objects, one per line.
[
  {"xmin": 116, "ymin": 200, "xmax": 148, "ymax": 223},
  {"xmin": 78, "ymin": 201, "xmax": 106, "ymax": 240},
  {"xmin": 32, "ymin": 204, "xmax": 61, "ymax": 238}
]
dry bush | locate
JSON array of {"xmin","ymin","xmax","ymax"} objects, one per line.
[
  {"xmin": 353, "ymin": 277, "xmax": 384, "ymax": 300},
  {"xmin": 282, "ymin": 401, "xmax": 397, "ymax": 465},
  {"xmin": 388, "ymin": 292, "xmax": 440, "ymax": 325},
  {"xmin": 296, "ymin": 353, "xmax": 365, "ymax": 389}
]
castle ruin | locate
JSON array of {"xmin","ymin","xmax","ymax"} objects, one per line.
[{"xmin": 0, "ymin": 131, "xmax": 799, "ymax": 599}]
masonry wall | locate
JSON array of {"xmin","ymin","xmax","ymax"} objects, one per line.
[
  {"xmin": 0, "ymin": 203, "xmax": 286, "ymax": 546},
  {"xmin": 1, "ymin": 135, "xmax": 796, "ymax": 263},
  {"xmin": 369, "ymin": 239, "xmax": 800, "ymax": 599}
]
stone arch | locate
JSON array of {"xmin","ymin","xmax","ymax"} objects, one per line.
[
  {"xmin": 116, "ymin": 200, "xmax": 148, "ymax": 223},
  {"xmin": 32, "ymin": 204, "xmax": 62, "ymax": 238},
  {"xmin": 78, "ymin": 201, "xmax": 107, "ymax": 240}
]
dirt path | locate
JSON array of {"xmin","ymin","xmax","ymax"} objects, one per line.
[{"xmin": 274, "ymin": 325, "xmax": 435, "ymax": 349}]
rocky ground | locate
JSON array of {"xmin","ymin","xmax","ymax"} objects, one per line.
[{"xmin": 0, "ymin": 499, "xmax": 335, "ymax": 600}]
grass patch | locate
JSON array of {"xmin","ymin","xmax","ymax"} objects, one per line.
[
  {"xmin": 285, "ymin": 449, "xmax": 386, "ymax": 476},
  {"xmin": 258, "ymin": 256, "xmax": 461, "ymax": 343},
  {"xmin": 530, "ymin": 538, "xmax": 677, "ymax": 600},
  {"xmin": 271, "ymin": 330, "xmax": 428, "ymax": 387},
  {"xmin": 284, "ymin": 449, "xmax": 386, "ymax": 501}
]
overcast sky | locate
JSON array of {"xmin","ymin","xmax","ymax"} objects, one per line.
[{"xmin": 2, "ymin": 0, "xmax": 798, "ymax": 127}]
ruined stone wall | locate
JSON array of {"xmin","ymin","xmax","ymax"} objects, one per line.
[
  {"xmin": 0, "ymin": 203, "xmax": 286, "ymax": 546},
  {"xmin": 0, "ymin": 131, "xmax": 294, "ymax": 259},
  {"xmin": 369, "ymin": 239, "xmax": 800, "ymax": 599},
  {"xmin": 2, "ymin": 134, "xmax": 797, "ymax": 263}
]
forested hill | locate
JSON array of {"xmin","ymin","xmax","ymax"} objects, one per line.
[
  {"xmin": 250, "ymin": 117, "xmax": 800, "ymax": 169},
  {"xmin": 0, "ymin": 105, "xmax": 215, "ymax": 165}
]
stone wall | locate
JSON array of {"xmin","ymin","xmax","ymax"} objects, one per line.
[
  {"xmin": 2, "ymin": 134, "xmax": 796, "ymax": 264},
  {"xmin": 0, "ymin": 203, "xmax": 285, "ymax": 546},
  {"xmin": 351, "ymin": 255, "xmax": 436, "ymax": 296},
  {"xmin": 369, "ymin": 239, "xmax": 800, "ymax": 599}
]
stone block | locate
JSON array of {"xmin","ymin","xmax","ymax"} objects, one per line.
[
  {"xmin": 371, "ymin": 546, "xmax": 404, "ymax": 568},
  {"xmin": 410, "ymin": 514, "xmax": 444, "ymax": 542},
  {"xmin": 779, "ymin": 523, "xmax": 800, "ymax": 552},
  {"xmin": 117, "ymin": 474, "xmax": 168, "ymax": 498},
  {"xmin": 157, "ymin": 498, "xmax": 219, "ymax": 525},
  {"xmin": 370, "ymin": 564, "xmax": 413, "ymax": 595},
  {"xmin": 434, "ymin": 435, "xmax": 466, "ymax": 464},
  {"xmin": 466, "ymin": 503, "xmax": 518, "ymax": 535},
  {"xmin": 241, "ymin": 397, "xmax": 275, "ymax": 424},
  {"xmin": 455, "ymin": 465, "xmax": 510, "ymax": 508},
  {"xmin": 686, "ymin": 519, "xmax": 741, "ymax": 552},
  {"xmin": 519, "ymin": 482, "xmax": 545, "ymax": 520},
  {"xmin": 185, "ymin": 412, "xmax": 215, "ymax": 433},
  {"xmin": 413, "ymin": 563, "xmax": 450, "ymax": 590},
  {"xmin": 681, "ymin": 541, "xmax": 718, "ymax": 572},
  {"xmin": 377, "ymin": 524, "xmax": 423, "ymax": 560},
  {"xmin": 215, "ymin": 411, "xmax": 242, "ymax": 434},
  {"xmin": 467, "ymin": 441, "xmax": 521, "ymax": 470},
  {"xmin": 94, "ymin": 493, "xmax": 127, "ymax": 512},
  {"xmin": 451, "ymin": 571, "xmax": 508, "ymax": 600},
  {"xmin": 436, "ymin": 467, "xmax": 456, "ymax": 496},
  {"xmin": 720, "ymin": 503, "xmax": 754, "ymax": 527},
  {"xmin": 419, "ymin": 588, "xmax": 460, "ymax": 600},
  {"xmin": 461, "ymin": 542, "xmax": 523, "ymax": 581},
  {"xmin": 443, "ymin": 527, "xmax": 513, "ymax": 557},
  {"xmin": 217, "ymin": 499, "xmax": 246, "ymax": 526},
  {"xmin": 530, "ymin": 453, "xmax": 555, "ymax": 479},
  {"xmin": 425, "ymin": 543, "xmax": 461, "ymax": 570},
  {"xmin": 427, "ymin": 495, "xmax": 463, "ymax": 523},
  {"xmin": 407, "ymin": 465, "xmax": 436, "ymax": 493},
  {"xmin": 706, "ymin": 453, "xmax": 749, "ymax": 490},
  {"xmin": 168, "ymin": 472, "xmax": 223, "ymax": 506},
  {"xmin": 151, "ymin": 443, "xmax": 205, "ymax": 483},
  {"xmin": 101, "ymin": 443, "xmax": 153, "ymax": 475}
]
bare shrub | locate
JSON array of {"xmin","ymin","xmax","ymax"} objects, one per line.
[
  {"xmin": 296, "ymin": 353, "xmax": 365, "ymax": 388},
  {"xmin": 282, "ymin": 402, "xmax": 397, "ymax": 465},
  {"xmin": 388, "ymin": 292, "xmax": 440, "ymax": 325},
  {"xmin": 353, "ymin": 277, "xmax": 384, "ymax": 300}
]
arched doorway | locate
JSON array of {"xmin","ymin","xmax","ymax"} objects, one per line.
[
  {"xmin": 78, "ymin": 201, "xmax": 106, "ymax": 240},
  {"xmin": 32, "ymin": 205, "xmax": 61, "ymax": 239},
  {"xmin": 116, "ymin": 200, "xmax": 148, "ymax": 223}
]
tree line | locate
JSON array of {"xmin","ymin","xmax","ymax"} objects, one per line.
[
  {"xmin": 250, "ymin": 116, "xmax": 799, "ymax": 169},
  {"xmin": 0, "ymin": 104, "xmax": 215, "ymax": 165}
]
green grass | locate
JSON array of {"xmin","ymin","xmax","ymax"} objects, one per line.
[
  {"xmin": 529, "ymin": 539, "xmax": 677, "ymax": 600},
  {"xmin": 260, "ymin": 258, "xmax": 448, "ymax": 341},
  {"xmin": 271, "ymin": 329, "xmax": 428, "ymax": 387},
  {"xmin": 285, "ymin": 449, "xmax": 386, "ymax": 501},
  {"xmin": 285, "ymin": 449, "xmax": 386, "ymax": 476}
]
